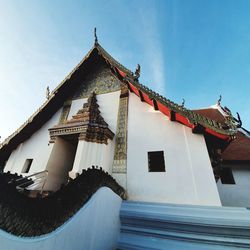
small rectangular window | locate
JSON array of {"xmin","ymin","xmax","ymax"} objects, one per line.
[
  {"xmin": 22, "ymin": 159, "xmax": 33, "ymax": 173},
  {"xmin": 221, "ymin": 168, "xmax": 235, "ymax": 184},
  {"xmin": 148, "ymin": 151, "xmax": 165, "ymax": 172}
]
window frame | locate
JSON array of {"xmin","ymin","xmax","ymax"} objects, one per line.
[
  {"xmin": 148, "ymin": 151, "xmax": 166, "ymax": 172},
  {"xmin": 220, "ymin": 167, "xmax": 235, "ymax": 184},
  {"xmin": 22, "ymin": 159, "xmax": 33, "ymax": 173}
]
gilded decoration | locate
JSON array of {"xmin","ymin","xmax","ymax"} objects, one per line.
[
  {"xmin": 112, "ymin": 85, "xmax": 129, "ymax": 173},
  {"xmin": 72, "ymin": 64, "xmax": 121, "ymax": 100},
  {"xmin": 49, "ymin": 92, "xmax": 114, "ymax": 144}
]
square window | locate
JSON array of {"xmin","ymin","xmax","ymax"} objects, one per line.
[
  {"xmin": 148, "ymin": 151, "xmax": 165, "ymax": 172},
  {"xmin": 22, "ymin": 159, "xmax": 33, "ymax": 173},
  {"xmin": 221, "ymin": 168, "xmax": 235, "ymax": 184}
]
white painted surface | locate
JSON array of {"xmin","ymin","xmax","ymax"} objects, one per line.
[
  {"xmin": 127, "ymin": 93, "xmax": 221, "ymax": 206},
  {"xmin": 0, "ymin": 187, "xmax": 122, "ymax": 250},
  {"xmin": 72, "ymin": 141, "xmax": 112, "ymax": 174},
  {"xmin": 96, "ymin": 92, "xmax": 120, "ymax": 133},
  {"xmin": 4, "ymin": 108, "xmax": 62, "ymax": 174},
  {"xmin": 183, "ymin": 126, "xmax": 221, "ymax": 205},
  {"xmin": 67, "ymin": 98, "xmax": 87, "ymax": 119},
  {"xmin": 4, "ymin": 91, "xmax": 120, "ymax": 179},
  {"xmin": 217, "ymin": 163, "xmax": 250, "ymax": 207}
]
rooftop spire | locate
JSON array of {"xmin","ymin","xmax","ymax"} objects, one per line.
[
  {"xmin": 94, "ymin": 27, "xmax": 98, "ymax": 45},
  {"xmin": 217, "ymin": 94, "xmax": 222, "ymax": 106}
]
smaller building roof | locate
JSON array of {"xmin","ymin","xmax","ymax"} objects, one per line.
[
  {"xmin": 222, "ymin": 131, "xmax": 250, "ymax": 161},
  {"xmin": 193, "ymin": 105, "xmax": 226, "ymax": 124},
  {"xmin": 193, "ymin": 104, "xmax": 250, "ymax": 161}
]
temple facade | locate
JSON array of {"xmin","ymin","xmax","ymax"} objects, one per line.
[
  {"xmin": 1, "ymin": 35, "xmax": 250, "ymax": 249},
  {"xmin": 0, "ymin": 38, "xmax": 249, "ymax": 208}
]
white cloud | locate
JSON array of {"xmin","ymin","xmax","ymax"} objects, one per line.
[{"xmin": 136, "ymin": 4, "xmax": 166, "ymax": 94}]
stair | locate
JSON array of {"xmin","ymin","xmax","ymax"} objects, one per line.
[
  {"xmin": 10, "ymin": 170, "xmax": 48, "ymax": 191},
  {"xmin": 117, "ymin": 201, "xmax": 250, "ymax": 250}
]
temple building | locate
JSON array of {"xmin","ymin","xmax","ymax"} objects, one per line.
[{"xmin": 0, "ymin": 33, "xmax": 250, "ymax": 249}]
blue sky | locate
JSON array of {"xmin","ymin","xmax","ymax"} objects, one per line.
[{"xmin": 0, "ymin": 0, "xmax": 250, "ymax": 140}]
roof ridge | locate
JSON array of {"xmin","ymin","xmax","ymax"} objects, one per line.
[
  {"xmin": 125, "ymin": 79, "xmax": 237, "ymax": 136},
  {"xmin": 95, "ymin": 43, "xmax": 134, "ymax": 76},
  {"xmin": 94, "ymin": 43, "xmax": 237, "ymax": 137}
]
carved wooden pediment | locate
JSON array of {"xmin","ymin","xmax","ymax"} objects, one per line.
[{"xmin": 49, "ymin": 92, "xmax": 114, "ymax": 144}]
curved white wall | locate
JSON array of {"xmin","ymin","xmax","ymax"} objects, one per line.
[
  {"xmin": 127, "ymin": 93, "xmax": 221, "ymax": 206},
  {"xmin": 0, "ymin": 187, "xmax": 122, "ymax": 250}
]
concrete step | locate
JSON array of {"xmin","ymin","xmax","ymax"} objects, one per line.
[{"xmin": 117, "ymin": 201, "xmax": 250, "ymax": 249}]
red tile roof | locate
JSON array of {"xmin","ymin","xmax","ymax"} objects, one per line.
[
  {"xmin": 193, "ymin": 108, "xmax": 226, "ymax": 124},
  {"xmin": 193, "ymin": 107, "xmax": 250, "ymax": 161},
  {"xmin": 222, "ymin": 131, "xmax": 250, "ymax": 161}
]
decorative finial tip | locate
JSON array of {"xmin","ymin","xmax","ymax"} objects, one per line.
[
  {"xmin": 134, "ymin": 64, "xmax": 141, "ymax": 81},
  {"xmin": 181, "ymin": 98, "xmax": 185, "ymax": 107},
  {"xmin": 94, "ymin": 27, "xmax": 98, "ymax": 45},
  {"xmin": 46, "ymin": 86, "xmax": 50, "ymax": 100},
  {"xmin": 217, "ymin": 94, "xmax": 222, "ymax": 105},
  {"xmin": 236, "ymin": 112, "xmax": 242, "ymax": 128}
]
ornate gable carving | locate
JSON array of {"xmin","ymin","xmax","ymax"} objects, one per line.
[
  {"xmin": 72, "ymin": 64, "xmax": 121, "ymax": 100},
  {"xmin": 49, "ymin": 92, "xmax": 114, "ymax": 144}
]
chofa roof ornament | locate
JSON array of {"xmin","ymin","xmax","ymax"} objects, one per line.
[
  {"xmin": 236, "ymin": 112, "xmax": 242, "ymax": 128},
  {"xmin": 217, "ymin": 94, "xmax": 222, "ymax": 106},
  {"xmin": 46, "ymin": 86, "xmax": 50, "ymax": 100},
  {"xmin": 134, "ymin": 64, "xmax": 140, "ymax": 81},
  {"xmin": 94, "ymin": 27, "xmax": 98, "ymax": 45},
  {"xmin": 181, "ymin": 98, "xmax": 185, "ymax": 107}
]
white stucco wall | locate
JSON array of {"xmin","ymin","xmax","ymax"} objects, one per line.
[
  {"xmin": 127, "ymin": 93, "xmax": 221, "ymax": 206},
  {"xmin": 4, "ymin": 108, "xmax": 62, "ymax": 174},
  {"xmin": 4, "ymin": 91, "xmax": 120, "ymax": 180},
  {"xmin": 217, "ymin": 163, "xmax": 250, "ymax": 207},
  {"xmin": 72, "ymin": 141, "xmax": 112, "ymax": 174}
]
